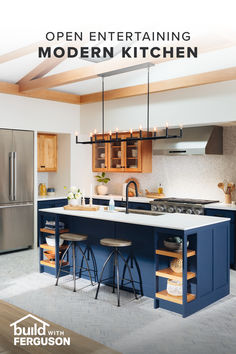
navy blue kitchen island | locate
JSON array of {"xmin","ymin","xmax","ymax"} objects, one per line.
[{"xmin": 38, "ymin": 208, "xmax": 230, "ymax": 318}]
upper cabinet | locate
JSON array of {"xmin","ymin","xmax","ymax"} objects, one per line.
[
  {"xmin": 37, "ymin": 133, "xmax": 57, "ymax": 172},
  {"xmin": 92, "ymin": 132, "xmax": 152, "ymax": 173}
]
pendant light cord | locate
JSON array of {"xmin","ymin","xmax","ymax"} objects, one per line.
[
  {"xmin": 147, "ymin": 65, "xmax": 150, "ymax": 133},
  {"xmin": 102, "ymin": 76, "xmax": 105, "ymax": 138}
]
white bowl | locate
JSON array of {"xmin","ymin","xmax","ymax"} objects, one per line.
[
  {"xmin": 47, "ymin": 192, "xmax": 56, "ymax": 196},
  {"xmin": 46, "ymin": 236, "xmax": 64, "ymax": 247}
]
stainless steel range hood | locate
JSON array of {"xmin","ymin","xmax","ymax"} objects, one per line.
[{"xmin": 153, "ymin": 126, "xmax": 223, "ymax": 155}]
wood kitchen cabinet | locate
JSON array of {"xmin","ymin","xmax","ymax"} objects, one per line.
[
  {"xmin": 37, "ymin": 133, "xmax": 57, "ymax": 172},
  {"xmin": 92, "ymin": 132, "xmax": 152, "ymax": 173}
]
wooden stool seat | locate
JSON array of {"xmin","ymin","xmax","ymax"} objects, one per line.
[
  {"xmin": 60, "ymin": 233, "xmax": 87, "ymax": 242},
  {"xmin": 100, "ymin": 238, "xmax": 132, "ymax": 247}
]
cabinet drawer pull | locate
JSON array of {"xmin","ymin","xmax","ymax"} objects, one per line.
[{"xmin": 40, "ymin": 165, "xmax": 46, "ymax": 168}]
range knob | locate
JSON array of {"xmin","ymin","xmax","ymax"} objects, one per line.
[
  {"xmin": 167, "ymin": 206, "xmax": 175, "ymax": 213},
  {"xmin": 186, "ymin": 208, "xmax": 193, "ymax": 214},
  {"xmin": 194, "ymin": 208, "xmax": 202, "ymax": 215},
  {"xmin": 158, "ymin": 205, "xmax": 165, "ymax": 212},
  {"xmin": 176, "ymin": 207, "xmax": 183, "ymax": 213},
  {"xmin": 151, "ymin": 205, "xmax": 157, "ymax": 211}
]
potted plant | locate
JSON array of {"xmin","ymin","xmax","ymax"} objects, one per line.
[
  {"xmin": 67, "ymin": 186, "xmax": 82, "ymax": 206},
  {"xmin": 95, "ymin": 172, "xmax": 110, "ymax": 195}
]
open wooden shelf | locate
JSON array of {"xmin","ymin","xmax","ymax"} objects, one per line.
[
  {"xmin": 40, "ymin": 228, "xmax": 69, "ymax": 235},
  {"xmin": 156, "ymin": 290, "xmax": 195, "ymax": 304},
  {"xmin": 40, "ymin": 260, "xmax": 69, "ymax": 268},
  {"xmin": 156, "ymin": 268, "xmax": 196, "ymax": 281},
  {"xmin": 156, "ymin": 249, "xmax": 196, "ymax": 259},
  {"xmin": 40, "ymin": 243, "xmax": 67, "ymax": 251}
]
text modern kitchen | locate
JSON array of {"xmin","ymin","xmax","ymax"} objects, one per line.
[{"xmin": 0, "ymin": 10, "xmax": 236, "ymax": 354}]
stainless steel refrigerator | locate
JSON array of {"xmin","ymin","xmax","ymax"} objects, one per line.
[{"xmin": 0, "ymin": 129, "xmax": 34, "ymax": 252}]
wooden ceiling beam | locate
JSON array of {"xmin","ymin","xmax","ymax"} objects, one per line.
[
  {"xmin": 19, "ymin": 56, "xmax": 161, "ymax": 92},
  {"xmin": 80, "ymin": 67, "xmax": 236, "ymax": 104},
  {"xmin": 0, "ymin": 41, "xmax": 49, "ymax": 64},
  {"xmin": 0, "ymin": 81, "xmax": 80, "ymax": 105},
  {"xmin": 18, "ymin": 37, "xmax": 236, "ymax": 93},
  {"xmin": 17, "ymin": 56, "xmax": 66, "ymax": 85}
]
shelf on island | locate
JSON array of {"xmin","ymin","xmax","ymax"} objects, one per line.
[
  {"xmin": 40, "ymin": 228, "xmax": 69, "ymax": 235},
  {"xmin": 156, "ymin": 249, "xmax": 196, "ymax": 259},
  {"xmin": 156, "ymin": 268, "xmax": 196, "ymax": 281},
  {"xmin": 40, "ymin": 260, "xmax": 69, "ymax": 268},
  {"xmin": 40, "ymin": 243, "xmax": 67, "ymax": 251},
  {"xmin": 156, "ymin": 290, "xmax": 195, "ymax": 304}
]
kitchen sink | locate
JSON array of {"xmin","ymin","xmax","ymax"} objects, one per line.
[{"xmin": 118, "ymin": 209, "xmax": 164, "ymax": 216}]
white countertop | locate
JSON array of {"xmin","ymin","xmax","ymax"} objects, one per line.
[
  {"xmin": 38, "ymin": 195, "xmax": 67, "ymax": 201},
  {"xmin": 39, "ymin": 207, "xmax": 230, "ymax": 231},
  {"xmin": 204, "ymin": 202, "xmax": 236, "ymax": 211}
]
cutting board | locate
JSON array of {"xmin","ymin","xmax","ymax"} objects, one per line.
[
  {"xmin": 125, "ymin": 177, "xmax": 140, "ymax": 196},
  {"xmin": 145, "ymin": 189, "xmax": 165, "ymax": 199},
  {"xmin": 64, "ymin": 205, "xmax": 99, "ymax": 211}
]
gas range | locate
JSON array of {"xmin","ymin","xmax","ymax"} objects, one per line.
[{"xmin": 150, "ymin": 198, "xmax": 219, "ymax": 215}]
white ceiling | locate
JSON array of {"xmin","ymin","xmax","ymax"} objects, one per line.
[{"xmin": 0, "ymin": 46, "xmax": 236, "ymax": 95}]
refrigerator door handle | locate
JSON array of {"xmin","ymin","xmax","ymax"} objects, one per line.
[
  {"xmin": 9, "ymin": 152, "xmax": 14, "ymax": 201},
  {"xmin": 13, "ymin": 152, "xmax": 17, "ymax": 201}
]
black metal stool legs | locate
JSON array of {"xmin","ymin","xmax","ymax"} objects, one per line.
[
  {"xmin": 55, "ymin": 242, "xmax": 72, "ymax": 286},
  {"xmin": 72, "ymin": 242, "xmax": 76, "ymax": 292},
  {"xmin": 95, "ymin": 247, "xmax": 139, "ymax": 306},
  {"xmin": 115, "ymin": 249, "xmax": 121, "ymax": 306},
  {"xmin": 77, "ymin": 244, "xmax": 94, "ymax": 286},
  {"xmin": 118, "ymin": 250, "xmax": 138, "ymax": 300},
  {"xmin": 95, "ymin": 250, "xmax": 115, "ymax": 300},
  {"xmin": 121, "ymin": 253, "xmax": 143, "ymax": 296},
  {"xmin": 79, "ymin": 245, "xmax": 98, "ymax": 282}
]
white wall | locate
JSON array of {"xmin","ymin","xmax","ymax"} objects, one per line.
[
  {"xmin": 80, "ymin": 80, "xmax": 236, "ymax": 201},
  {"xmin": 48, "ymin": 134, "xmax": 71, "ymax": 195},
  {"xmin": 80, "ymin": 80, "xmax": 236, "ymax": 135}
]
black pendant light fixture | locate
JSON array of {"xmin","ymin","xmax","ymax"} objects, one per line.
[{"xmin": 76, "ymin": 64, "xmax": 183, "ymax": 144}]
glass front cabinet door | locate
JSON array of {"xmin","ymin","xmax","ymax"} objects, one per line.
[
  {"xmin": 92, "ymin": 135, "xmax": 108, "ymax": 172},
  {"xmin": 92, "ymin": 132, "xmax": 152, "ymax": 173},
  {"xmin": 107, "ymin": 134, "xmax": 124, "ymax": 172}
]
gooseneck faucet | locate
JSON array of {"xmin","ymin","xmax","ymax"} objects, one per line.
[{"xmin": 126, "ymin": 180, "xmax": 138, "ymax": 214}]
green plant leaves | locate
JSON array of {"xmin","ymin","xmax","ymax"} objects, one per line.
[{"xmin": 95, "ymin": 172, "xmax": 110, "ymax": 184}]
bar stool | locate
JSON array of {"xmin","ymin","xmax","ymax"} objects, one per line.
[
  {"xmin": 55, "ymin": 233, "xmax": 95, "ymax": 292},
  {"xmin": 95, "ymin": 238, "xmax": 138, "ymax": 306}
]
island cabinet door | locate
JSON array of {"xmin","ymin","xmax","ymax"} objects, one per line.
[
  {"xmin": 92, "ymin": 135, "xmax": 108, "ymax": 172},
  {"xmin": 205, "ymin": 208, "xmax": 235, "ymax": 268}
]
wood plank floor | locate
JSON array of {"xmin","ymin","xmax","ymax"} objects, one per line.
[{"xmin": 0, "ymin": 300, "xmax": 120, "ymax": 354}]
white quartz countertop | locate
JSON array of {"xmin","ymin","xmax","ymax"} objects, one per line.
[
  {"xmin": 39, "ymin": 207, "xmax": 230, "ymax": 231},
  {"xmin": 204, "ymin": 202, "xmax": 236, "ymax": 211},
  {"xmin": 38, "ymin": 195, "xmax": 67, "ymax": 201}
]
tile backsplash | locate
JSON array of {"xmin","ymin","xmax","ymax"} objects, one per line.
[
  {"xmin": 105, "ymin": 127, "xmax": 236, "ymax": 201},
  {"xmin": 37, "ymin": 172, "xmax": 49, "ymax": 188}
]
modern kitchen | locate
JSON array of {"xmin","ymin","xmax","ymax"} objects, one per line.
[{"xmin": 0, "ymin": 23, "xmax": 236, "ymax": 354}]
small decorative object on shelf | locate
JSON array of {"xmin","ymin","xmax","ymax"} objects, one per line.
[
  {"xmin": 163, "ymin": 237, "xmax": 189, "ymax": 252},
  {"xmin": 95, "ymin": 172, "xmax": 110, "ymax": 195},
  {"xmin": 218, "ymin": 180, "xmax": 235, "ymax": 204},
  {"xmin": 67, "ymin": 186, "xmax": 82, "ymax": 206},
  {"xmin": 170, "ymin": 258, "xmax": 183, "ymax": 274},
  {"xmin": 167, "ymin": 279, "xmax": 182, "ymax": 297}
]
